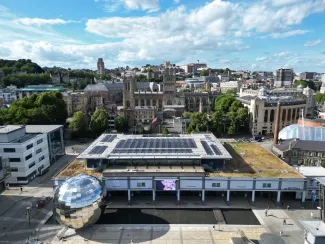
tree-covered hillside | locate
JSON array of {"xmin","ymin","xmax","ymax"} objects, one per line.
[{"xmin": 0, "ymin": 59, "xmax": 44, "ymax": 75}]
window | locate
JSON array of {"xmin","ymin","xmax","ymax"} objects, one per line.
[
  {"xmin": 39, "ymin": 156, "xmax": 45, "ymax": 162},
  {"xmin": 9, "ymin": 158, "xmax": 21, "ymax": 162},
  {"xmin": 212, "ymin": 183, "xmax": 221, "ymax": 187},
  {"xmin": 137, "ymin": 182, "xmax": 146, "ymax": 187},
  {"xmin": 25, "ymin": 154, "xmax": 32, "ymax": 161},
  {"xmin": 10, "ymin": 167, "xmax": 18, "ymax": 172},
  {"xmin": 29, "ymin": 162, "xmax": 35, "ymax": 169},
  {"xmin": 262, "ymin": 183, "xmax": 271, "ymax": 188},
  {"xmin": 37, "ymin": 139, "xmax": 43, "ymax": 145},
  {"xmin": 36, "ymin": 148, "xmax": 42, "ymax": 154},
  {"xmin": 26, "ymin": 144, "xmax": 33, "ymax": 150},
  {"xmin": 4, "ymin": 148, "xmax": 16, "ymax": 153},
  {"xmin": 17, "ymin": 177, "xmax": 27, "ymax": 181}
]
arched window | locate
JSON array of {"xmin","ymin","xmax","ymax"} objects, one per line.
[
  {"xmin": 141, "ymin": 99, "xmax": 145, "ymax": 106},
  {"xmin": 147, "ymin": 99, "xmax": 151, "ymax": 106},
  {"xmin": 287, "ymin": 109, "xmax": 291, "ymax": 121},
  {"xmin": 282, "ymin": 109, "xmax": 286, "ymax": 122},
  {"xmin": 167, "ymin": 100, "xmax": 172, "ymax": 105},
  {"xmin": 264, "ymin": 110, "xmax": 268, "ymax": 123},
  {"xmin": 270, "ymin": 110, "xmax": 274, "ymax": 122},
  {"xmin": 153, "ymin": 99, "xmax": 156, "ymax": 106},
  {"xmin": 126, "ymin": 100, "xmax": 130, "ymax": 108},
  {"xmin": 178, "ymin": 101, "xmax": 182, "ymax": 105},
  {"xmin": 135, "ymin": 99, "xmax": 139, "ymax": 106}
]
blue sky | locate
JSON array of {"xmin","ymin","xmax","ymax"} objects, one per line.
[{"xmin": 0, "ymin": 0, "xmax": 324, "ymax": 72}]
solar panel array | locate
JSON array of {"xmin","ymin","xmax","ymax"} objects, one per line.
[
  {"xmin": 115, "ymin": 138, "xmax": 197, "ymax": 149},
  {"xmin": 200, "ymin": 141, "xmax": 214, "ymax": 155},
  {"xmin": 89, "ymin": 146, "xmax": 107, "ymax": 155},
  {"xmin": 101, "ymin": 135, "xmax": 117, "ymax": 142},
  {"xmin": 112, "ymin": 149, "xmax": 192, "ymax": 154},
  {"xmin": 210, "ymin": 144, "xmax": 221, "ymax": 155}
]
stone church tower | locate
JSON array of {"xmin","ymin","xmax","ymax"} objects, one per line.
[
  {"xmin": 123, "ymin": 74, "xmax": 136, "ymax": 125},
  {"xmin": 163, "ymin": 68, "xmax": 176, "ymax": 106}
]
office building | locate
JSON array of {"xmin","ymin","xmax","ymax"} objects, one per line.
[
  {"xmin": 274, "ymin": 68, "xmax": 294, "ymax": 88},
  {"xmin": 18, "ymin": 85, "xmax": 66, "ymax": 99}
]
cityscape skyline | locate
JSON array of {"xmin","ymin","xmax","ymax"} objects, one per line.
[{"xmin": 0, "ymin": 0, "xmax": 324, "ymax": 71}]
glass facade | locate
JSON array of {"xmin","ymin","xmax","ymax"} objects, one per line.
[
  {"xmin": 48, "ymin": 128, "xmax": 65, "ymax": 164},
  {"xmin": 279, "ymin": 124, "xmax": 325, "ymax": 141}
]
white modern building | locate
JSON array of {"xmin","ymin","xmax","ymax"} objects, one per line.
[
  {"xmin": 0, "ymin": 125, "xmax": 50, "ymax": 184},
  {"xmin": 0, "ymin": 125, "xmax": 65, "ymax": 184}
]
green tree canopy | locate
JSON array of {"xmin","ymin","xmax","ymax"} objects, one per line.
[
  {"xmin": 293, "ymin": 80, "xmax": 316, "ymax": 91},
  {"xmin": 200, "ymin": 69, "xmax": 209, "ymax": 76},
  {"xmin": 138, "ymin": 127, "xmax": 145, "ymax": 134},
  {"xmin": 115, "ymin": 116, "xmax": 129, "ymax": 133},
  {"xmin": 316, "ymin": 93, "xmax": 325, "ymax": 104},
  {"xmin": 162, "ymin": 127, "xmax": 169, "ymax": 135},
  {"xmin": 69, "ymin": 111, "xmax": 87, "ymax": 138},
  {"xmin": 0, "ymin": 91, "xmax": 67, "ymax": 125},
  {"xmin": 89, "ymin": 109, "xmax": 109, "ymax": 136}
]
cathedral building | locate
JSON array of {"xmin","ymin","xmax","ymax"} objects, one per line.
[{"xmin": 123, "ymin": 69, "xmax": 210, "ymax": 129}]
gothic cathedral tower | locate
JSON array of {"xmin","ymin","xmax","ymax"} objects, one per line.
[
  {"xmin": 123, "ymin": 74, "xmax": 136, "ymax": 126},
  {"xmin": 163, "ymin": 68, "xmax": 176, "ymax": 106}
]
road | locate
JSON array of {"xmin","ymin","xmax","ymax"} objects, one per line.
[{"xmin": 0, "ymin": 154, "xmax": 75, "ymax": 243}]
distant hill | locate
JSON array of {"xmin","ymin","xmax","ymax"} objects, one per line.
[{"xmin": 0, "ymin": 59, "xmax": 44, "ymax": 75}]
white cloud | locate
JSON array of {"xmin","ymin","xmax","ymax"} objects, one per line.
[
  {"xmin": 269, "ymin": 29, "xmax": 310, "ymax": 38},
  {"xmin": 96, "ymin": 0, "xmax": 160, "ymax": 12},
  {"xmin": 271, "ymin": 0, "xmax": 303, "ymax": 7},
  {"xmin": 304, "ymin": 39, "xmax": 322, "ymax": 47},
  {"xmin": 174, "ymin": 0, "xmax": 180, "ymax": 3},
  {"xmin": 256, "ymin": 57, "xmax": 267, "ymax": 61},
  {"xmin": 243, "ymin": 0, "xmax": 325, "ymax": 32},
  {"xmin": 14, "ymin": 18, "xmax": 76, "ymax": 26}
]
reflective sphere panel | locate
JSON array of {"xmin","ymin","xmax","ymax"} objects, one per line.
[{"xmin": 53, "ymin": 174, "xmax": 104, "ymax": 229}]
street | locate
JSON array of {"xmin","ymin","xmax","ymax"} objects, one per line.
[{"xmin": 0, "ymin": 154, "xmax": 75, "ymax": 243}]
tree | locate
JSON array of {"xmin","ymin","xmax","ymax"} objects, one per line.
[
  {"xmin": 0, "ymin": 91, "xmax": 68, "ymax": 125},
  {"xmin": 69, "ymin": 112, "xmax": 87, "ymax": 137},
  {"xmin": 294, "ymin": 80, "xmax": 316, "ymax": 91},
  {"xmin": 316, "ymin": 93, "xmax": 325, "ymax": 104},
  {"xmin": 138, "ymin": 127, "xmax": 145, "ymax": 134},
  {"xmin": 200, "ymin": 69, "xmax": 209, "ymax": 76},
  {"xmin": 162, "ymin": 127, "xmax": 169, "ymax": 135},
  {"xmin": 89, "ymin": 109, "xmax": 109, "ymax": 136},
  {"xmin": 115, "ymin": 116, "xmax": 129, "ymax": 133},
  {"xmin": 182, "ymin": 111, "xmax": 192, "ymax": 119}
]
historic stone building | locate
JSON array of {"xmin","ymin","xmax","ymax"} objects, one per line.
[{"xmin": 123, "ymin": 69, "xmax": 210, "ymax": 129}]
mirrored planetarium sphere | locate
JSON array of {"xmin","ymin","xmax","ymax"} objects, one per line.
[{"xmin": 53, "ymin": 174, "xmax": 104, "ymax": 229}]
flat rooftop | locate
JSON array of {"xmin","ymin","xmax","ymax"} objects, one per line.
[
  {"xmin": 294, "ymin": 166, "xmax": 325, "ymax": 177},
  {"xmin": 210, "ymin": 142, "xmax": 303, "ymax": 178},
  {"xmin": 0, "ymin": 125, "xmax": 24, "ymax": 134},
  {"xmin": 25, "ymin": 125, "xmax": 63, "ymax": 134},
  {"xmin": 77, "ymin": 133, "xmax": 232, "ymax": 160},
  {"xmin": 56, "ymin": 159, "xmax": 102, "ymax": 178}
]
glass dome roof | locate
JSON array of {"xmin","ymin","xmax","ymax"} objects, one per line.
[{"xmin": 279, "ymin": 124, "xmax": 325, "ymax": 141}]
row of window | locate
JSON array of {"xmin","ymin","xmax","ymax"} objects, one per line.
[
  {"xmin": 3, "ymin": 139, "xmax": 43, "ymax": 154},
  {"xmin": 10, "ymin": 156, "xmax": 46, "ymax": 172}
]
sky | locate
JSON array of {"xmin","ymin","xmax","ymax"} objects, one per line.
[{"xmin": 0, "ymin": 0, "xmax": 324, "ymax": 72}]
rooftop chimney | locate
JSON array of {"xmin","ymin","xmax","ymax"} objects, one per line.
[{"xmin": 273, "ymin": 101, "xmax": 281, "ymax": 145}]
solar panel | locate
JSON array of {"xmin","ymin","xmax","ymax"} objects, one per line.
[
  {"xmin": 115, "ymin": 138, "xmax": 197, "ymax": 149},
  {"xmin": 89, "ymin": 146, "xmax": 107, "ymax": 154},
  {"xmin": 200, "ymin": 141, "xmax": 214, "ymax": 155},
  {"xmin": 111, "ymin": 148, "xmax": 192, "ymax": 154},
  {"xmin": 210, "ymin": 144, "xmax": 221, "ymax": 155},
  {"xmin": 101, "ymin": 135, "xmax": 117, "ymax": 142}
]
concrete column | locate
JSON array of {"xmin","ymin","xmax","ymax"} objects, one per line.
[
  {"xmin": 202, "ymin": 190, "xmax": 205, "ymax": 202},
  {"xmin": 128, "ymin": 190, "xmax": 131, "ymax": 204},
  {"xmin": 277, "ymin": 191, "xmax": 281, "ymax": 202},
  {"xmin": 302, "ymin": 191, "xmax": 306, "ymax": 202},
  {"xmin": 177, "ymin": 190, "xmax": 180, "ymax": 202},
  {"xmin": 152, "ymin": 190, "xmax": 155, "ymax": 202},
  {"xmin": 252, "ymin": 190, "xmax": 255, "ymax": 202},
  {"xmin": 227, "ymin": 190, "xmax": 230, "ymax": 202}
]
